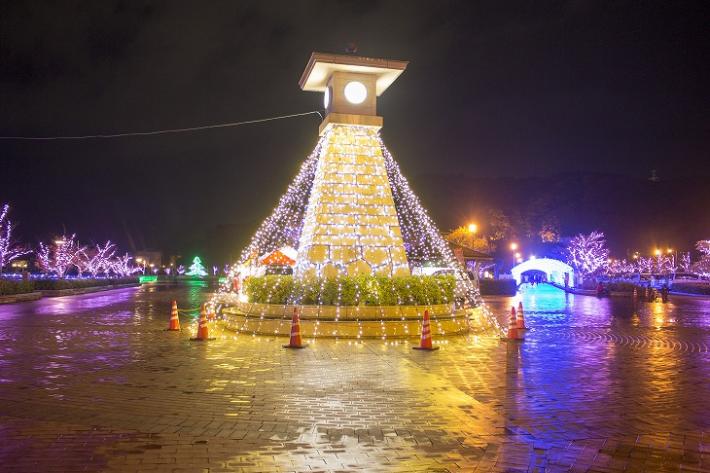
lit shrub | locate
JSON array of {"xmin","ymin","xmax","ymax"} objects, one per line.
[{"xmin": 243, "ymin": 274, "xmax": 456, "ymax": 306}]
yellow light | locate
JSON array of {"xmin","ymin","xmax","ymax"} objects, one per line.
[
  {"xmin": 510, "ymin": 242, "xmax": 518, "ymax": 251},
  {"xmin": 467, "ymin": 223, "xmax": 477, "ymax": 233},
  {"xmin": 654, "ymin": 249, "xmax": 661, "ymax": 256},
  {"xmin": 666, "ymin": 248, "xmax": 673, "ymax": 254}
]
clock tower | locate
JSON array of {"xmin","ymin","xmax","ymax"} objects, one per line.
[
  {"xmin": 294, "ymin": 52, "xmax": 411, "ymax": 279},
  {"xmin": 299, "ymin": 52, "xmax": 408, "ymax": 134}
]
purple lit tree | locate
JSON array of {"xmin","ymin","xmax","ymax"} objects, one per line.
[
  {"xmin": 637, "ymin": 256, "xmax": 652, "ymax": 274},
  {"xmin": 679, "ymin": 252, "xmax": 691, "ymax": 273},
  {"xmin": 81, "ymin": 241, "xmax": 117, "ymax": 277},
  {"xmin": 37, "ymin": 234, "xmax": 86, "ymax": 278},
  {"xmin": 606, "ymin": 259, "xmax": 634, "ymax": 278},
  {"xmin": 111, "ymin": 253, "xmax": 138, "ymax": 277},
  {"xmin": 691, "ymin": 240, "xmax": 710, "ymax": 276},
  {"xmin": 565, "ymin": 231, "xmax": 609, "ymax": 281},
  {"xmin": 0, "ymin": 203, "xmax": 31, "ymax": 274}
]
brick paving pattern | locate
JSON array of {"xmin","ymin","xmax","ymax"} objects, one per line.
[{"xmin": 0, "ymin": 284, "xmax": 708, "ymax": 472}]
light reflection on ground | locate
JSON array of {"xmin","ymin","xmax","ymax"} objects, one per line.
[{"xmin": 0, "ymin": 282, "xmax": 707, "ymax": 472}]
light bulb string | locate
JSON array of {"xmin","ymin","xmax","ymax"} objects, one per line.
[{"xmin": 0, "ymin": 110, "xmax": 323, "ymax": 141}]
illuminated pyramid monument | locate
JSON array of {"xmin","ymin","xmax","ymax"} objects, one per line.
[
  {"xmin": 295, "ymin": 53, "xmax": 410, "ymax": 279},
  {"xmin": 218, "ymin": 52, "xmax": 500, "ymax": 338}
]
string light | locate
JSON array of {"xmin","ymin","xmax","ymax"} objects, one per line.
[{"xmin": 215, "ymin": 124, "xmax": 505, "ymax": 338}]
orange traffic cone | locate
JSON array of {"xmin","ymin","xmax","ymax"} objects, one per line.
[
  {"xmin": 167, "ymin": 300, "xmax": 180, "ymax": 331},
  {"xmin": 190, "ymin": 304, "xmax": 215, "ymax": 341},
  {"xmin": 516, "ymin": 303, "xmax": 527, "ymax": 330},
  {"xmin": 505, "ymin": 307, "xmax": 521, "ymax": 341},
  {"xmin": 413, "ymin": 310, "xmax": 439, "ymax": 351},
  {"xmin": 283, "ymin": 308, "xmax": 307, "ymax": 349}
]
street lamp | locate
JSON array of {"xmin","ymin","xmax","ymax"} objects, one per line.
[
  {"xmin": 467, "ymin": 223, "xmax": 477, "ymax": 234},
  {"xmin": 510, "ymin": 242, "xmax": 518, "ymax": 251}
]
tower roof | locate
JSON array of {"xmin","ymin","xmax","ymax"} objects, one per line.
[{"xmin": 299, "ymin": 52, "xmax": 408, "ymax": 96}]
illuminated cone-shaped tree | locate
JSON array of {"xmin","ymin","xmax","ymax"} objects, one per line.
[{"xmin": 186, "ymin": 256, "xmax": 208, "ymax": 277}]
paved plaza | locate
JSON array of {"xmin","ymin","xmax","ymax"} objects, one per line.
[{"xmin": 0, "ymin": 284, "xmax": 709, "ymax": 472}]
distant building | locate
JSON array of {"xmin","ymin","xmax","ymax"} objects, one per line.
[
  {"xmin": 448, "ymin": 241, "xmax": 495, "ymax": 286},
  {"xmin": 134, "ymin": 251, "xmax": 162, "ymax": 268}
]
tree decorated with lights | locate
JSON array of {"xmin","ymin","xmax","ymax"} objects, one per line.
[
  {"xmin": 37, "ymin": 234, "xmax": 87, "ymax": 278},
  {"xmin": 215, "ymin": 52, "xmax": 502, "ymax": 338},
  {"xmin": 692, "ymin": 240, "xmax": 710, "ymax": 276},
  {"xmin": 186, "ymin": 256, "xmax": 208, "ymax": 277},
  {"xmin": 565, "ymin": 231, "xmax": 609, "ymax": 280},
  {"xmin": 679, "ymin": 252, "xmax": 691, "ymax": 273},
  {"xmin": 80, "ymin": 240, "xmax": 117, "ymax": 277},
  {"xmin": 111, "ymin": 253, "xmax": 138, "ymax": 277},
  {"xmin": 0, "ymin": 203, "xmax": 30, "ymax": 274}
]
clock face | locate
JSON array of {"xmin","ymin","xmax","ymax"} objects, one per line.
[
  {"xmin": 344, "ymin": 81, "xmax": 367, "ymax": 104},
  {"xmin": 323, "ymin": 86, "xmax": 330, "ymax": 109}
]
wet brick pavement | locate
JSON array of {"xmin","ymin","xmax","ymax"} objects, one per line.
[{"xmin": 0, "ymin": 284, "xmax": 708, "ymax": 472}]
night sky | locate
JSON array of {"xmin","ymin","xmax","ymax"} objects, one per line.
[{"xmin": 1, "ymin": 1, "xmax": 708, "ymax": 262}]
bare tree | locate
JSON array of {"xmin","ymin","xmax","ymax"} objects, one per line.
[
  {"xmin": 679, "ymin": 252, "xmax": 691, "ymax": 272},
  {"xmin": 36, "ymin": 234, "xmax": 86, "ymax": 278},
  {"xmin": 81, "ymin": 241, "xmax": 117, "ymax": 278},
  {"xmin": 691, "ymin": 240, "xmax": 710, "ymax": 276},
  {"xmin": 565, "ymin": 231, "xmax": 610, "ymax": 280},
  {"xmin": 0, "ymin": 203, "xmax": 31, "ymax": 274},
  {"xmin": 110, "ymin": 253, "xmax": 138, "ymax": 277}
]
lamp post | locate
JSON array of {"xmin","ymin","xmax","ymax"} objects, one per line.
[
  {"xmin": 136, "ymin": 257, "xmax": 146, "ymax": 275},
  {"xmin": 510, "ymin": 243, "xmax": 520, "ymax": 269}
]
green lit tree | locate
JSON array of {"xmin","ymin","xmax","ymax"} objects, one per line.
[{"xmin": 186, "ymin": 256, "xmax": 208, "ymax": 277}]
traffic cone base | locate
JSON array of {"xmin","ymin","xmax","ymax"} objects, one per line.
[
  {"xmin": 516, "ymin": 303, "xmax": 527, "ymax": 330},
  {"xmin": 283, "ymin": 308, "xmax": 307, "ymax": 349},
  {"xmin": 190, "ymin": 304, "xmax": 215, "ymax": 341},
  {"xmin": 413, "ymin": 310, "xmax": 438, "ymax": 351},
  {"xmin": 166, "ymin": 300, "xmax": 181, "ymax": 331},
  {"xmin": 503, "ymin": 306, "xmax": 523, "ymax": 341}
]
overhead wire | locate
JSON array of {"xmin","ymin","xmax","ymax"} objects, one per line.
[{"xmin": 0, "ymin": 110, "xmax": 323, "ymax": 141}]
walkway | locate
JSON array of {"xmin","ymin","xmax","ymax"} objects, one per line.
[{"xmin": 0, "ymin": 284, "xmax": 708, "ymax": 472}]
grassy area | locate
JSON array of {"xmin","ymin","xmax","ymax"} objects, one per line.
[
  {"xmin": 33, "ymin": 277, "xmax": 138, "ymax": 290},
  {"xmin": 0, "ymin": 279, "xmax": 35, "ymax": 296},
  {"xmin": 1, "ymin": 277, "xmax": 140, "ymax": 296}
]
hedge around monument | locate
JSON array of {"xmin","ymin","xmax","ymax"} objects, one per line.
[{"xmin": 244, "ymin": 274, "xmax": 456, "ymax": 306}]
